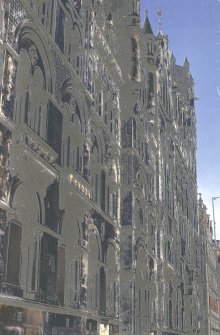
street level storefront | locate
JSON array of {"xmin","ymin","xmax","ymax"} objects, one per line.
[{"xmin": 0, "ymin": 304, "xmax": 119, "ymax": 335}]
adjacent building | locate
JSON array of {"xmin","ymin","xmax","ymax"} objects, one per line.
[
  {"xmin": 0, "ymin": 0, "xmax": 217, "ymax": 334},
  {"xmin": 216, "ymin": 240, "xmax": 220, "ymax": 334},
  {"xmin": 198, "ymin": 195, "xmax": 220, "ymax": 335}
]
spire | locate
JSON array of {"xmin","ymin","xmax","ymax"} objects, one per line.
[
  {"xmin": 184, "ymin": 57, "xmax": 190, "ymax": 66},
  {"xmin": 143, "ymin": 9, "xmax": 153, "ymax": 35}
]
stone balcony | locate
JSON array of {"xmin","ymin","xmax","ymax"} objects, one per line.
[
  {"xmin": 24, "ymin": 125, "xmax": 58, "ymax": 168},
  {"xmin": 69, "ymin": 172, "xmax": 93, "ymax": 201}
]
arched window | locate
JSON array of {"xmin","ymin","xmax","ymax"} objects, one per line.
[{"xmin": 16, "ymin": 39, "xmax": 50, "ymax": 144}]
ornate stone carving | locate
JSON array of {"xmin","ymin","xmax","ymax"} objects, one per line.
[
  {"xmin": 28, "ymin": 44, "xmax": 39, "ymax": 69},
  {"xmin": 73, "ymin": 0, "xmax": 82, "ymax": 12},
  {"xmin": 1, "ymin": 51, "xmax": 17, "ymax": 120}
]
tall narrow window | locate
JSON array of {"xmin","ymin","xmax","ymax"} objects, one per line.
[
  {"xmin": 113, "ymin": 192, "xmax": 117, "ymax": 219},
  {"xmin": 39, "ymin": 233, "xmax": 57, "ymax": 303},
  {"xmin": 6, "ymin": 222, "xmax": 22, "ymax": 287},
  {"xmin": 24, "ymin": 92, "xmax": 30, "ymax": 124},
  {"xmin": 148, "ymin": 72, "xmax": 154, "ymax": 107},
  {"xmin": 104, "ymin": 102, "xmax": 107, "ymax": 124},
  {"xmin": 100, "ymin": 267, "xmax": 106, "ymax": 313},
  {"xmin": 95, "ymin": 174, "xmax": 98, "ymax": 202},
  {"xmin": 139, "ymin": 289, "xmax": 142, "ymax": 316},
  {"xmin": 47, "ymin": 101, "xmax": 63, "ymax": 164},
  {"xmin": 145, "ymin": 290, "xmax": 147, "ymax": 316},
  {"xmin": 72, "ymin": 150, "xmax": 75, "ymax": 169},
  {"xmin": 55, "ymin": 3, "xmax": 65, "ymax": 52},
  {"xmin": 101, "ymin": 170, "xmax": 106, "ymax": 211},
  {"xmin": 31, "ymin": 241, "xmax": 37, "ymax": 291},
  {"xmin": 67, "ymin": 136, "xmax": 70, "ymax": 167},
  {"xmin": 169, "ymin": 300, "xmax": 173, "ymax": 328},
  {"xmin": 139, "ymin": 208, "xmax": 144, "ymax": 227},
  {"xmin": 95, "ymin": 273, "xmax": 98, "ymax": 308},
  {"xmin": 41, "ymin": 2, "xmax": 46, "ymax": 25},
  {"xmin": 110, "ymin": 111, "xmax": 113, "ymax": 132},
  {"xmin": 37, "ymin": 107, "xmax": 41, "ymax": 135},
  {"xmin": 107, "ymin": 186, "xmax": 110, "ymax": 213},
  {"xmin": 114, "ymin": 282, "xmax": 116, "ymax": 314},
  {"xmin": 44, "ymin": 180, "xmax": 60, "ymax": 232},
  {"xmin": 56, "ymin": 245, "xmax": 65, "ymax": 305},
  {"xmin": 74, "ymin": 260, "xmax": 79, "ymax": 301},
  {"xmin": 76, "ymin": 147, "xmax": 80, "ymax": 172},
  {"xmin": 132, "ymin": 117, "xmax": 137, "ymax": 147},
  {"xmin": 49, "ymin": 0, "xmax": 55, "ymax": 34},
  {"xmin": 98, "ymin": 91, "xmax": 103, "ymax": 116}
]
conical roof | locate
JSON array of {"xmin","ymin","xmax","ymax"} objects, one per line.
[{"xmin": 143, "ymin": 10, "xmax": 153, "ymax": 35}]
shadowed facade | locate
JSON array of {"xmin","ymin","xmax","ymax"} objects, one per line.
[{"xmin": 0, "ymin": 1, "xmax": 217, "ymax": 335}]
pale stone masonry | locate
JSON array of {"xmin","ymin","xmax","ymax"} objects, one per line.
[
  {"xmin": 198, "ymin": 196, "xmax": 220, "ymax": 335},
  {"xmin": 0, "ymin": 0, "xmax": 218, "ymax": 335}
]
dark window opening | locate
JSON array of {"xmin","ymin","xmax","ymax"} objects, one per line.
[
  {"xmin": 39, "ymin": 233, "xmax": 58, "ymax": 304},
  {"xmin": 67, "ymin": 136, "xmax": 70, "ymax": 167},
  {"xmin": 100, "ymin": 267, "xmax": 106, "ymax": 314},
  {"xmin": 112, "ymin": 192, "xmax": 117, "ymax": 219},
  {"xmin": 56, "ymin": 245, "xmax": 65, "ymax": 305},
  {"xmin": 169, "ymin": 300, "xmax": 173, "ymax": 328},
  {"xmin": 110, "ymin": 111, "xmax": 113, "ymax": 133},
  {"xmin": 37, "ymin": 107, "xmax": 41, "ymax": 135},
  {"xmin": 148, "ymin": 72, "xmax": 154, "ymax": 107},
  {"xmin": 76, "ymin": 146, "xmax": 81, "ymax": 173},
  {"xmin": 132, "ymin": 117, "xmax": 137, "ymax": 147},
  {"xmin": 55, "ymin": 3, "xmax": 65, "ymax": 52},
  {"xmin": 6, "ymin": 222, "xmax": 22, "ymax": 287},
  {"xmin": 101, "ymin": 170, "xmax": 106, "ymax": 211},
  {"xmin": 74, "ymin": 260, "xmax": 79, "ymax": 302},
  {"xmin": 41, "ymin": 2, "xmax": 46, "ymax": 24},
  {"xmin": 47, "ymin": 101, "xmax": 63, "ymax": 164},
  {"xmin": 95, "ymin": 174, "xmax": 98, "ymax": 202},
  {"xmin": 31, "ymin": 241, "xmax": 37, "ymax": 291},
  {"xmin": 44, "ymin": 180, "xmax": 60, "ymax": 232},
  {"xmin": 121, "ymin": 192, "xmax": 133, "ymax": 226},
  {"xmin": 24, "ymin": 92, "xmax": 30, "ymax": 124},
  {"xmin": 107, "ymin": 187, "xmax": 110, "ymax": 213}
]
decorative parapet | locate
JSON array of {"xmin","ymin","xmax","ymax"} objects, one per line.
[
  {"xmin": 24, "ymin": 125, "xmax": 58, "ymax": 166},
  {"xmin": 69, "ymin": 173, "xmax": 93, "ymax": 200}
]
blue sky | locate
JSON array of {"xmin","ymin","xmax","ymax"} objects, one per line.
[{"xmin": 140, "ymin": 0, "xmax": 220, "ymax": 238}]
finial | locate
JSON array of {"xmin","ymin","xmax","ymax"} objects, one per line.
[
  {"xmin": 145, "ymin": 9, "xmax": 148, "ymax": 17},
  {"xmin": 157, "ymin": 4, "xmax": 163, "ymax": 33}
]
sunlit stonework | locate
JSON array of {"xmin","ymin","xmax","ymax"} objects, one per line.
[{"xmin": 0, "ymin": 1, "xmax": 219, "ymax": 335}]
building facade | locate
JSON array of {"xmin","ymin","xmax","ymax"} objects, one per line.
[
  {"xmin": 198, "ymin": 197, "xmax": 220, "ymax": 335},
  {"xmin": 0, "ymin": 0, "xmax": 213, "ymax": 334},
  {"xmin": 216, "ymin": 240, "xmax": 220, "ymax": 334}
]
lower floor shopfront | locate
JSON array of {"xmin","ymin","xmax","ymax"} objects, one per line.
[{"xmin": 0, "ymin": 303, "xmax": 119, "ymax": 335}]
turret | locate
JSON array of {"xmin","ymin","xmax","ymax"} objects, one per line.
[{"xmin": 110, "ymin": 0, "xmax": 142, "ymax": 82}]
